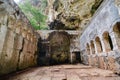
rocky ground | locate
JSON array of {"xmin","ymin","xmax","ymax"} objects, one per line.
[{"xmin": 0, "ymin": 64, "xmax": 120, "ymax": 80}]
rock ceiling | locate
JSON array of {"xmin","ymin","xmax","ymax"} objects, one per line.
[{"xmin": 46, "ymin": 0, "xmax": 103, "ymax": 31}]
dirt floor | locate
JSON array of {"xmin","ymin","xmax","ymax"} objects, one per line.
[{"xmin": 0, "ymin": 64, "xmax": 120, "ymax": 80}]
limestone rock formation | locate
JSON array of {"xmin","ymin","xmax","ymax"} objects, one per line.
[
  {"xmin": 17, "ymin": 0, "xmax": 103, "ymax": 30},
  {"xmin": 46, "ymin": 0, "xmax": 103, "ymax": 30}
]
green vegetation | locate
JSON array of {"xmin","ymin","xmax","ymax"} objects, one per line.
[
  {"xmin": 91, "ymin": 0, "xmax": 103, "ymax": 15},
  {"xmin": 19, "ymin": 0, "xmax": 48, "ymax": 30}
]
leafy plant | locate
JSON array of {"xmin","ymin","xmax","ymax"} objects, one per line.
[
  {"xmin": 91, "ymin": 0, "xmax": 103, "ymax": 15},
  {"xmin": 19, "ymin": 0, "xmax": 48, "ymax": 30}
]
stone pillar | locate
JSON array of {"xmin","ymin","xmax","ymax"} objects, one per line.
[
  {"xmin": 89, "ymin": 43, "xmax": 92, "ymax": 55},
  {"xmin": 100, "ymin": 36, "xmax": 106, "ymax": 53},
  {"xmin": 70, "ymin": 51, "xmax": 73, "ymax": 64},
  {"xmin": 89, "ymin": 43, "xmax": 93, "ymax": 66},
  {"xmin": 94, "ymin": 40, "xmax": 98, "ymax": 55},
  {"xmin": 94, "ymin": 40, "xmax": 99, "ymax": 67}
]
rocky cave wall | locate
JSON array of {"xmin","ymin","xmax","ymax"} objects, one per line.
[
  {"xmin": 0, "ymin": 0, "xmax": 39, "ymax": 75},
  {"xmin": 80, "ymin": 0, "xmax": 120, "ymax": 74},
  {"xmin": 46, "ymin": 0, "xmax": 103, "ymax": 31}
]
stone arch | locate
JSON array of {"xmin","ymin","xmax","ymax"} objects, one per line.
[
  {"xmin": 86, "ymin": 43, "xmax": 90, "ymax": 55},
  {"xmin": 48, "ymin": 31, "xmax": 70, "ymax": 64},
  {"xmin": 95, "ymin": 37, "xmax": 103, "ymax": 53},
  {"xmin": 90, "ymin": 40, "xmax": 95, "ymax": 54},
  {"xmin": 113, "ymin": 22, "xmax": 120, "ymax": 49},
  {"xmin": 103, "ymin": 32, "xmax": 113, "ymax": 52}
]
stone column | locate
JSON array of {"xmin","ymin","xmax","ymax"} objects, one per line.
[
  {"xmin": 89, "ymin": 43, "xmax": 93, "ymax": 66},
  {"xmin": 70, "ymin": 51, "xmax": 73, "ymax": 64},
  {"xmin": 94, "ymin": 40, "xmax": 98, "ymax": 55},
  {"xmin": 94, "ymin": 40, "xmax": 99, "ymax": 67},
  {"xmin": 89, "ymin": 43, "xmax": 92, "ymax": 55},
  {"xmin": 100, "ymin": 36, "xmax": 106, "ymax": 53}
]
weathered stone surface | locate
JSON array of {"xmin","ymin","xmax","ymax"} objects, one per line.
[
  {"xmin": 1, "ymin": 0, "xmax": 120, "ymax": 77},
  {"xmin": 80, "ymin": 0, "xmax": 120, "ymax": 74},
  {"xmin": 46, "ymin": 0, "xmax": 103, "ymax": 30},
  {"xmin": 0, "ymin": 64, "xmax": 119, "ymax": 80},
  {"xmin": 37, "ymin": 30, "xmax": 80, "ymax": 65},
  {"xmin": 107, "ymin": 57, "xmax": 116, "ymax": 71},
  {"xmin": 0, "ymin": 28, "xmax": 17, "ymax": 74},
  {"xmin": 0, "ymin": 0, "xmax": 39, "ymax": 75}
]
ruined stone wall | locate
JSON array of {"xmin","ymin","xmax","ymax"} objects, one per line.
[
  {"xmin": 0, "ymin": 0, "xmax": 38, "ymax": 75},
  {"xmin": 37, "ymin": 30, "xmax": 80, "ymax": 53},
  {"xmin": 80, "ymin": 0, "xmax": 120, "ymax": 74},
  {"xmin": 37, "ymin": 30, "xmax": 80, "ymax": 64},
  {"xmin": 48, "ymin": 31, "xmax": 70, "ymax": 64}
]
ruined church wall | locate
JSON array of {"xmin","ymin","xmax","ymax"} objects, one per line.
[
  {"xmin": 0, "ymin": 0, "xmax": 38, "ymax": 75},
  {"xmin": 80, "ymin": 0, "xmax": 120, "ymax": 73}
]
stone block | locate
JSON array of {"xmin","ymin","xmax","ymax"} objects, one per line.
[{"xmin": 0, "ymin": 29, "xmax": 19, "ymax": 75}]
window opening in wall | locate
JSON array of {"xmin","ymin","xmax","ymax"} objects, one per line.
[
  {"xmin": 103, "ymin": 32, "xmax": 113, "ymax": 52},
  {"xmin": 100, "ymin": 43, "xmax": 103, "ymax": 52},
  {"xmin": 90, "ymin": 41, "xmax": 95, "ymax": 54},
  {"xmin": 113, "ymin": 22, "xmax": 120, "ymax": 49},
  {"xmin": 95, "ymin": 37, "xmax": 103, "ymax": 53},
  {"xmin": 108, "ymin": 35, "xmax": 113, "ymax": 50}
]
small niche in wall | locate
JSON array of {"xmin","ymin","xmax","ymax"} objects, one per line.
[
  {"xmin": 113, "ymin": 22, "xmax": 120, "ymax": 49},
  {"xmin": 90, "ymin": 40, "xmax": 95, "ymax": 54},
  {"xmin": 95, "ymin": 37, "xmax": 103, "ymax": 53},
  {"xmin": 103, "ymin": 32, "xmax": 113, "ymax": 52}
]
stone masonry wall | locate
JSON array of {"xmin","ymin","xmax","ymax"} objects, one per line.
[
  {"xmin": 37, "ymin": 30, "xmax": 80, "ymax": 64},
  {"xmin": 0, "ymin": 0, "xmax": 38, "ymax": 75},
  {"xmin": 80, "ymin": 0, "xmax": 120, "ymax": 74}
]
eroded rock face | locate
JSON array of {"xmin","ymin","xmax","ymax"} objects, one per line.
[
  {"xmin": 0, "ymin": 0, "xmax": 39, "ymax": 75},
  {"xmin": 46, "ymin": 0, "xmax": 103, "ymax": 30}
]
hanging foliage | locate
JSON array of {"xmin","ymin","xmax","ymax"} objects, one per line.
[{"xmin": 19, "ymin": 0, "xmax": 48, "ymax": 30}]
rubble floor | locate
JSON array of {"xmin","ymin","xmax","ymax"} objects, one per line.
[{"xmin": 0, "ymin": 64, "xmax": 120, "ymax": 80}]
